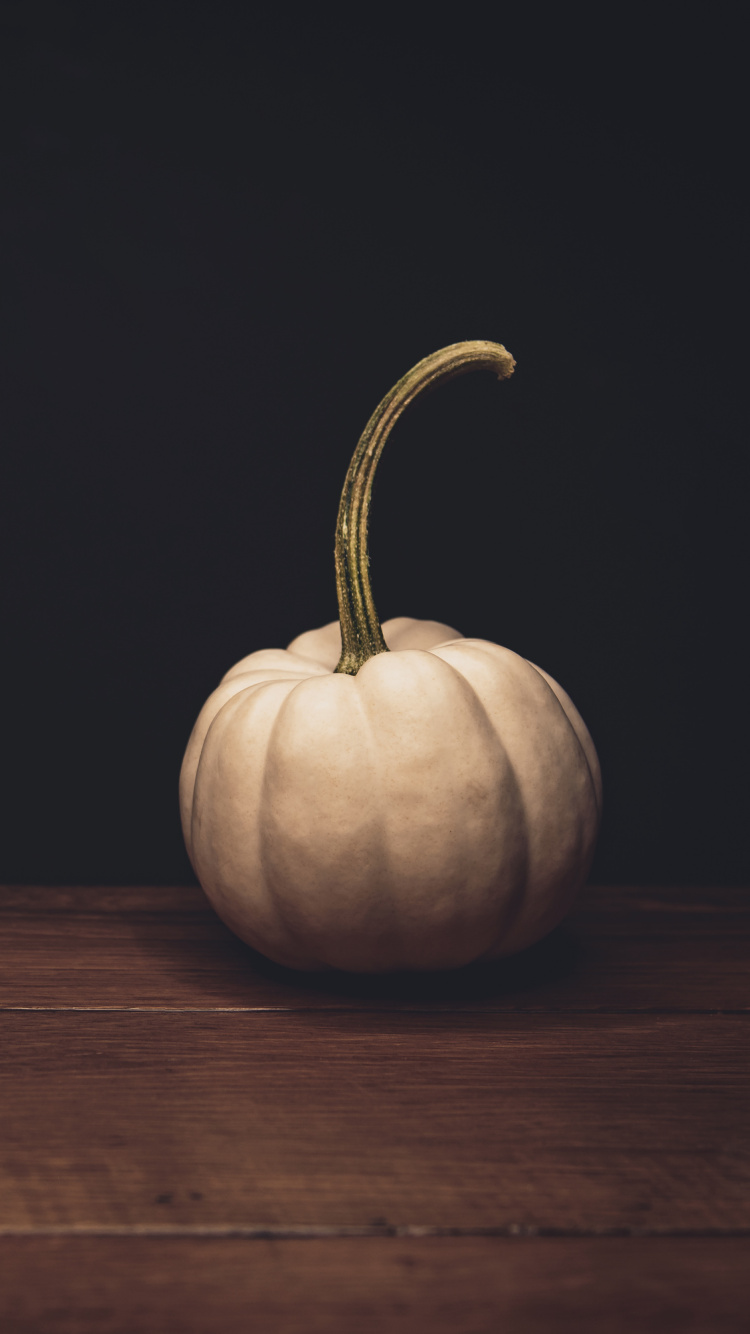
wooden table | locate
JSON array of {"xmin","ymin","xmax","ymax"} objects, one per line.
[{"xmin": 1, "ymin": 884, "xmax": 748, "ymax": 1332}]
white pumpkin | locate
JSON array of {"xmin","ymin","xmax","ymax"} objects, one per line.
[{"xmin": 180, "ymin": 343, "xmax": 601, "ymax": 972}]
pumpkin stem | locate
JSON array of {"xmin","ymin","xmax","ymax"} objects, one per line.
[{"xmin": 334, "ymin": 340, "xmax": 516, "ymax": 674}]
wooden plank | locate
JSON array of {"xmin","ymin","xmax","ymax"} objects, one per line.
[
  {"xmin": 1, "ymin": 885, "xmax": 748, "ymax": 1012},
  {"xmin": 1, "ymin": 1012, "xmax": 747, "ymax": 1231},
  {"xmin": 1, "ymin": 1236, "xmax": 748, "ymax": 1333}
]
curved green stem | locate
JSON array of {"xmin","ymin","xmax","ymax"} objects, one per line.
[{"xmin": 334, "ymin": 340, "xmax": 516, "ymax": 675}]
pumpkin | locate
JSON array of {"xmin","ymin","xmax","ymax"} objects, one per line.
[{"xmin": 180, "ymin": 341, "xmax": 601, "ymax": 972}]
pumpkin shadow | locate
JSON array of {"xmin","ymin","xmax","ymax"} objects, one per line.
[
  {"xmin": 123, "ymin": 890, "xmax": 580, "ymax": 1007},
  {"xmin": 244, "ymin": 925, "xmax": 580, "ymax": 1006}
]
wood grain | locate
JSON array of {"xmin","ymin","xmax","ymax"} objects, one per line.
[
  {"xmin": 1, "ymin": 1235, "xmax": 748, "ymax": 1333},
  {"xmin": 1, "ymin": 885, "xmax": 748, "ymax": 1012},
  {"xmin": 2, "ymin": 886, "xmax": 748, "ymax": 1329},
  {"xmin": 1, "ymin": 1011, "xmax": 748, "ymax": 1231}
]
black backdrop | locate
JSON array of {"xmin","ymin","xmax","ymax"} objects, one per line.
[{"xmin": 1, "ymin": 5, "xmax": 746, "ymax": 886}]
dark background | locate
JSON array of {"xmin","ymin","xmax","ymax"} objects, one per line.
[{"xmin": 1, "ymin": 4, "xmax": 746, "ymax": 886}]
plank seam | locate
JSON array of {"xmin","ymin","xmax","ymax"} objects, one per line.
[
  {"xmin": 1, "ymin": 1225, "xmax": 749, "ymax": 1239},
  {"xmin": 1, "ymin": 1006, "xmax": 749, "ymax": 1015}
]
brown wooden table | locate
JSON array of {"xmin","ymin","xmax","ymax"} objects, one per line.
[{"xmin": 1, "ymin": 884, "xmax": 748, "ymax": 1332}]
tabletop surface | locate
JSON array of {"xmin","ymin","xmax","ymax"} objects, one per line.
[{"xmin": 1, "ymin": 883, "xmax": 748, "ymax": 1332}]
